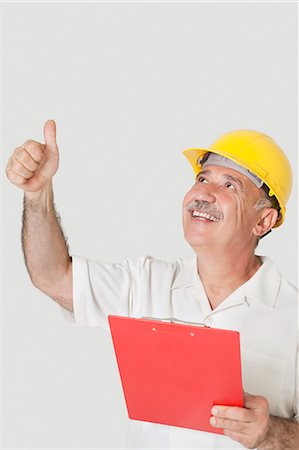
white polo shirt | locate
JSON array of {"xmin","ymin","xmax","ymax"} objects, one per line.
[{"xmin": 62, "ymin": 254, "xmax": 298, "ymax": 449}]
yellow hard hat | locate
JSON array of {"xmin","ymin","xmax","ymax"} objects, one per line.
[{"xmin": 183, "ymin": 130, "xmax": 292, "ymax": 227}]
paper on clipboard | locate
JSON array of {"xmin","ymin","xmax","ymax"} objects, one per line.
[{"xmin": 108, "ymin": 315, "xmax": 243, "ymax": 434}]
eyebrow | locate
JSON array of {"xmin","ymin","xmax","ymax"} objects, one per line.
[{"xmin": 197, "ymin": 170, "xmax": 245, "ymax": 189}]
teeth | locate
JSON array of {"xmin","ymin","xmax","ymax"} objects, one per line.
[{"xmin": 192, "ymin": 211, "xmax": 219, "ymax": 222}]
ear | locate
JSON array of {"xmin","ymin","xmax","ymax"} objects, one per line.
[{"xmin": 253, "ymin": 208, "xmax": 278, "ymax": 237}]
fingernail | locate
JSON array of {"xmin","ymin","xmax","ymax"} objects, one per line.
[
  {"xmin": 210, "ymin": 417, "xmax": 216, "ymax": 426},
  {"xmin": 211, "ymin": 407, "xmax": 218, "ymax": 415}
]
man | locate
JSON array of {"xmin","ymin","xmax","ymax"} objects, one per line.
[{"xmin": 6, "ymin": 120, "xmax": 298, "ymax": 449}]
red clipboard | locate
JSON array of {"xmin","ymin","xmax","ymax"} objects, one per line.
[{"xmin": 108, "ymin": 315, "xmax": 243, "ymax": 434}]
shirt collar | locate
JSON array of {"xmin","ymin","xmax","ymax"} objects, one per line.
[
  {"xmin": 241, "ymin": 256, "xmax": 281, "ymax": 309},
  {"xmin": 171, "ymin": 255, "xmax": 282, "ymax": 309}
]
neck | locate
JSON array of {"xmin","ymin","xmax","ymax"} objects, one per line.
[{"xmin": 195, "ymin": 246, "xmax": 262, "ymax": 310}]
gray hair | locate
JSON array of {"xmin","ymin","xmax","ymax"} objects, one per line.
[
  {"xmin": 254, "ymin": 185, "xmax": 281, "ymax": 246},
  {"xmin": 254, "ymin": 196, "xmax": 272, "ymax": 211}
]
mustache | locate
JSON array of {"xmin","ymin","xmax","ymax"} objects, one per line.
[{"xmin": 186, "ymin": 200, "xmax": 224, "ymax": 220}]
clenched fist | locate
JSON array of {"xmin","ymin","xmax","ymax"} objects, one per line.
[{"xmin": 6, "ymin": 120, "xmax": 59, "ymax": 193}]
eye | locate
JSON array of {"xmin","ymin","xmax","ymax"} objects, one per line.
[
  {"xmin": 225, "ymin": 182, "xmax": 236, "ymax": 190},
  {"xmin": 197, "ymin": 175, "xmax": 208, "ymax": 183}
]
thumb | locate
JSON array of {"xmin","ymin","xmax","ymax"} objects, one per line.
[
  {"xmin": 243, "ymin": 392, "xmax": 263, "ymax": 410},
  {"xmin": 43, "ymin": 119, "xmax": 58, "ymax": 153}
]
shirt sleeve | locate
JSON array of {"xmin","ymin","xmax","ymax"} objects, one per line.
[{"xmin": 60, "ymin": 254, "xmax": 134, "ymax": 330}]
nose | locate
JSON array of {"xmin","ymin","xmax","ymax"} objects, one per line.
[{"xmin": 192, "ymin": 182, "xmax": 217, "ymax": 203}]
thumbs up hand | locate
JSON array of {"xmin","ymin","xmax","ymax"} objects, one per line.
[{"xmin": 6, "ymin": 120, "xmax": 60, "ymax": 193}]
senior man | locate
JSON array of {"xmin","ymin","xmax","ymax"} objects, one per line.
[{"xmin": 6, "ymin": 120, "xmax": 298, "ymax": 449}]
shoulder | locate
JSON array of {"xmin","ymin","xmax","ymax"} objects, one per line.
[
  {"xmin": 122, "ymin": 255, "xmax": 196, "ymax": 292},
  {"xmin": 124, "ymin": 255, "xmax": 195, "ymax": 275},
  {"xmin": 71, "ymin": 254, "xmax": 195, "ymax": 281},
  {"xmin": 279, "ymin": 276, "xmax": 298, "ymax": 299},
  {"xmin": 259, "ymin": 255, "xmax": 298, "ymax": 305}
]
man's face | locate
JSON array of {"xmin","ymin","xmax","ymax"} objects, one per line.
[{"xmin": 182, "ymin": 164, "xmax": 268, "ymax": 251}]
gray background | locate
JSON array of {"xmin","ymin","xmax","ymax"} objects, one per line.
[{"xmin": 2, "ymin": 2, "xmax": 298, "ymax": 449}]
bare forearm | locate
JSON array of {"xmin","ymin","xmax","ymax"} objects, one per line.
[
  {"xmin": 258, "ymin": 416, "xmax": 299, "ymax": 450},
  {"xmin": 21, "ymin": 180, "xmax": 71, "ymax": 287}
]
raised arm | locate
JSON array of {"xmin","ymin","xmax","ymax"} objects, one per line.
[{"xmin": 6, "ymin": 120, "xmax": 73, "ymax": 311}]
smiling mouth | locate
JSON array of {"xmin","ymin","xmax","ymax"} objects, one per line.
[{"xmin": 191, "ymin": 210, "xmax": 220, "ymax": 222}]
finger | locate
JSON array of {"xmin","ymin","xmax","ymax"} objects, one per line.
[
  {"xmin": 6, "ymin": 167, "xmax": 28, "ymax": 186},
  {"xmin": 9, "ymin": 158, "xmax": 34, "ymax": 179},
  {"xmin": 210, "ymin": 416, "xmax": 249, "ymax": 433},
  {"xmin": 43, "ymin": 119, "xmax": 58, "ymax": 152},
  {"xmin": 14, "ymin": 148, "xmax": 41, "ymax": 171},
  {"xmin": 21, "ymin": 141, "xmax": 45, "ymax": 163},
  {"xmin": 212, "ymin": 406, "xmax": 252, "ymax": 422}
]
